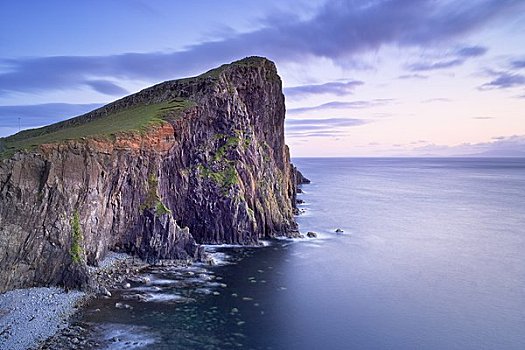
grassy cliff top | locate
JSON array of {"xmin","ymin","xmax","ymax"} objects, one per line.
[{"xmin": 0, "ymin": 99, "xmax": 193, "ymax": 159}]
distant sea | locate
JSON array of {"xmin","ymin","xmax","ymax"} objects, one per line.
[{"xmin": 81, "ymin": 158, "xmax": 525, "ymax": 350}]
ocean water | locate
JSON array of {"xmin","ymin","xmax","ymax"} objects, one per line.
[{"xmin": 81, "ymin": 158, "xmax": 525, "ymax": 350}]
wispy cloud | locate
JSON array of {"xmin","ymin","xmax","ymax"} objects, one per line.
[
  {"xmin": 286, "ymin": 117, "xmax": 366, "ymax": 131},
  {"xmin": 287, "ymin": 99, "xmax": 393, "ymax": 115},
  {"xmin": 408, "ymin": 58, "xmax": 464, "ymax": 71},
  {"xmin": 284, "ymin": 80, "xmax": 363, "ymax": 99},
  {"xmin": 285, "ymin": 117, "xmax": 367, "ymax": 139},
  {"xmin": 510, "ymin": 59, "xmax": 525, "ymax": 69},
  {"xmin": 287, "ymin": 130, "xmax": 349, "ymax": 138},
  {"xmin": 398, "ymin": 74, "xmax": 428, "ymax": 80},
  {"xmin": 407, "ymin": 45, "xmax": 487, "ymax": 72},
  {"xmin": 85, "ymin": 80, "xmax": 128, "ymax": 95},
  {"xmin": 421, "ymin": 97, "xmax": 452, "ymax": 103},
  {"xmin": 479, "ymin": 71, "xmax": 525, "ymax": 89},
  {"xmin": 412, "ymin": 135, "xmax": 525, "ymax": 156},
  {"xmin": 0, "ymin": 1, "xmax": 522, "ymax": 96},
  {"xmin": 456, "ymin": 46, "xmax": 488, "ymax": 57}
]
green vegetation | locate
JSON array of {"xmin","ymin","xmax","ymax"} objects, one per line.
[
  {"xmin": 0, "ymin": 99, "xmax": 194, "ymax": 159},
  {"xmin": 155, "ymin": 201, "xmax": 171, "ymax": 216},
  {"xmin": 141, "ymin": 173, "xmax": 172, "ymax": 216},
  {"xmin": 198, "ymin": 163, "xmax": 239, "ymax": 190},
  {"xmin": 247, "ymin": 207, "xmax": 255, "ymax": 222},
  {"xmin": 70, "ymin": 211, "xmax": 83, "ymax": 264},
  {"xmin": 214, "ymin": 136, "xmax": 241, "ymax": 161}
]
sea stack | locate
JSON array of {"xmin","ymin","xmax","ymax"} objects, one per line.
[{"xmin": 0, "ymin": 57, "xmax": 300, "ymax": 292}]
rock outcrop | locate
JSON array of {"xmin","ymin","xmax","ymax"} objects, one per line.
[{"xmin": 0, "ymin": 57, "xmax": 300, "ymax": 292}]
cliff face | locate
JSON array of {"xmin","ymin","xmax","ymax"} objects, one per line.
[{"xmin": 0, "ymin": 57, "xmax": 300, "ymax": 292}]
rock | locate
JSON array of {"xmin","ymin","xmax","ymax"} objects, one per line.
[
  {"xmin": 121, "ymin": 293, "xmax": 147, "ymax": 301},
  {"xmin": 0, "ymin": 56, "xmax": 303, "ymax": 292},
  {"xmin": 115, "ymin": 302, "xmax": 132, "ymax": 309},
  {"xmin": 335, "ymin": 228, "xmax": 344, "ymax": 233},
  {"xmin": 306, "ymin": 231, "xmax": 318, "ymax": 238},
  {"xmin": 296, "ymin": 199, "xmax": 304, "ymax": 204},
  {"xmin": 99, "ymin": 287, "xmax": 111, "ymax": 297},
  {"xmin": 293, "ymin": 168, "xmax": 311, "ymax": 185}
]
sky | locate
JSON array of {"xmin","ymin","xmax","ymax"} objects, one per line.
[{"xmin": 1, "ymin": 0, "xmax": 524, "ymax": 157}]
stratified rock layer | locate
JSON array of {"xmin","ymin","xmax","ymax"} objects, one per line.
[{"xmin": 0, "ymin": 57, "xmax": 299, "ymax": 292}]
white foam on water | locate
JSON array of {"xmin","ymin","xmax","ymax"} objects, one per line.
[
  {"xmin": 148, "ymin": 278, "xmax": 184, "ymax": 286},
  {"xmin": 143, "ymin": 293, "xmax": 191, "ymax": 303},
  {"xmin": 259, "ymin": 240, "xmax": 272, "ymax": 247},
  {"xmin": 208, "ymin": 251, "xmax": 233, "ymax": 266},
  {"xmin": 194, "ymin": 287, "xmax": 213, "ymax": 295},
  {"xmin": 99, "ymin": 323, "xmax": 158, "ymax": 350},
  {"xmin": 130, "ymin": 285, "xmax": 163, "ymax": 293}
]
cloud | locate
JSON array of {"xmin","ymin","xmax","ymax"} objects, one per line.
[
  {"xmin": 480, "ymin": 71, "xmax": 525, "ymax": 89},
  {"xmin": 408, "ymin": 58, "xmax": 464, "ymax": 71},
  {"xmin": 284, "ymin": 80, "xmax": 363, "ymax": 98},
  {"xmin": 472, "ymin": 116, "xmax": 493, "ymax": 119},
  {"xmin": 287, "ymin": 130, "xmax": 350, "ymax": 138},
  {"xmin": 456, "ymin": 46, "xmax": 488, "ymax": 57},
  {"xmin": 285, "ymin": 117, "xmax": 367, "ymax": 139},
  {"xmin": 0, "ymin": 103, "xmax": 103, "ymax": 132},
  {"xmin": 84, "ymin": 80, "xmax": 128, "ymax": 95},
  {"xmin": 286, "ymin": 117, "xmax": 366, "ymax": 131},
  {"xmin": 0, "ymin": 0, "xmax": 522, "ymax": 95},
  {"xmin": 398, "ymin": 74, "xmax": 428, "ymax": 80},
  {"xmin": 421, "ymin": 97, "xmax": 452, "ymax": 103},
  {"xmin": 511, "ymin": 60, "xmax": 525, "ymax": 69},
  {"xmin": 407, "ymin": 45, "xmax": 488, "ymax": 71},
  {"xmin": 287, "ymin": 99, "xmax": 393, "ymax": 115},
  {"xmin": 412, "ymin": 135, "xmax": 525, "ymax": 156}
]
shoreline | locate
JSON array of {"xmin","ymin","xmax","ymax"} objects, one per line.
[
  {"xmin": 38, "ymin": 251, "xmax": 216, "ymax": 349},
  {"xmin": 0, "ymin": 252, "xmax": 163, "ymax": 350},
  {"xmin": 1, "ymin": 234, "xmax": 313, "ymax": 349},
  {"xmin": 0, "ymin": 287, "xmax": 86, "ymax": 350}
]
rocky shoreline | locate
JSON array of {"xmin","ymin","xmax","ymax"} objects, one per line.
[
  {"xmin": 42, "ymin": 253, "xmax": 208, "ymax": 350},
  {"xmin": 0, "ymin": 252, "xmax": 200, "ymax": 350}
]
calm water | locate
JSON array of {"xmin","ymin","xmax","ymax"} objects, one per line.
[{"xmin": 82, "ymin": 158, "xmax": 525, "ymax": 350}]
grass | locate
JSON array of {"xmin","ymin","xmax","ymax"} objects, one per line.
[
  {"xmin": 70, "ymin": 211, "xmax": 83, "ymax": 264},
  {"xmin": 198, "ymin": 163, "xmax": 239, "ymax": 191},
  {"xmin": 0, "ymin": 99, "xmax": 194, "ymax": 159},
  {"xmin": 140, "ymin": 173, "xmax": 172, "ymax": 216},
  {"xmin": 214, "ymin": 135, "xmax": 241, "ymax": 161}
]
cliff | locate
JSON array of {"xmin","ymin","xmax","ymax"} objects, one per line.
[{"xmin": 0, "ymin": 57, "xmax": 300, "ymax": 292}]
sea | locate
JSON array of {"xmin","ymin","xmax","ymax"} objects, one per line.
[{"xmin": 80, "ymin": 158, "xmax": 525, "ymax": 350}]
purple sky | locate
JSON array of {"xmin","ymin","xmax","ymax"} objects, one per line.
[{"xmin": 1, "ymin": 0, "xmax": 524, "ymax": 156}]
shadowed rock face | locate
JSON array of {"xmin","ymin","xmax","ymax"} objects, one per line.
[{"xmin": 0, "ymin": 57, "xmax": 300, "ymax": 292}]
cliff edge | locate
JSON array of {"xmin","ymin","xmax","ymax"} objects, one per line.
[{"xmin": 0, "ymin": 57, "xmax": 302, "ymax": 292}]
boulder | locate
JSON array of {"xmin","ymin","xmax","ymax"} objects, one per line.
[{"xmin": 306, "ymin": 231, "xmax": 318, "ymax": 238}]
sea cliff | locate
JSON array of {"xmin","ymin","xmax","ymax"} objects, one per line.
[{"xmin": 0, "ymin": 57, "xmax": 304, "ymax": 292}]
